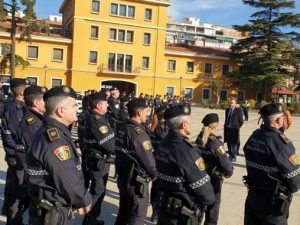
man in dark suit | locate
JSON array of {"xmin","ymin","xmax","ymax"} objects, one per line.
[{"xmin": 224, "ymin": 99, "xmax": 243, "ymax": 162}]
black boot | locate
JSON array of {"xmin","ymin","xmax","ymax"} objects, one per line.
[{"xmin": 83, "ymin": 215, "xmax": 104, "ymax": 225}]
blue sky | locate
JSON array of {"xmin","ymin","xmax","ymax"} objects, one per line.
[{"xmin": 33, "ymin": 0, "xmax": 299, "ymax": 29}]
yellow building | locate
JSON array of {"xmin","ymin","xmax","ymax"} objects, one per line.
[{"xmin": 0, "ymin": 0, "xmax": 249, "ymax": 103}]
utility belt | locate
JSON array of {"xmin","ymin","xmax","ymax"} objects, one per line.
[
  {"xmin": 37, "ymin": 199, "xmax": 75, "ymax": 225},
  {"xmin": 156, "ymin": 191, "xmax": 206, "ymax": 225},
  {"xmin": 89, "ymin": 150, "xmax": 115, "ymax": 171},
  {"xmin": 243, "ymin": 175, "xmax": 293, "ymax": 218}
]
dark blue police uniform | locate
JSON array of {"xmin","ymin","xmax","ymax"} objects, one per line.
[
  {"xmin": 243, "ymin": 103, "xmax": 300, "ymax": 225},
  {"xmin": 83, "ymin": 108, "xmax": 115, "ymax": 225},
  {"xmin": 107, "ymin": 93, "xmax": 122, "ymax": 130},
  {"xmin": 114, "ymin": 99, "xmax": 157, "ymax": 225}
]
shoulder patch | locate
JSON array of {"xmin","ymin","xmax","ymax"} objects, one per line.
[
  {"xmin": 135, "ymin": 127, "xmax": 143, "ymax": 135},
  {"xmin": 142, "ymin": 140, "xmax": 153, "ymax": 151},
  {"xmin": 94, "ymin": 114, "xmax": 101, "ymax": 120},
  {"xmin": 26, "ymin": 116, "xmax": 35, "ymax": 124},
  {"xmin": 217, "ymin": 146, "xmax": 226, "ymax": 155},
  {"xmin": 47, "ymin": 128, "xmax": 60, "ymax": 142},
  {"xmin": 184, "ymin": 138, "xmax": 197, "ymax": 147},
  {"xmin": 289, "ymin": 154, "xmax": 299, "ymax": 166},
  {"xmin": 99, "ymin": 125, "xmax": 108, "ymax": 134},
  {"xmin": 54, "ymin": 146, "xmax": 71, "ymax": 161},
  {"xmin": 195, "ymin": 157, "xmax": 206, "ymax": 171},
  {"xmin": 280, "ymin": 134, "xmax": 290, "ymax": 143}
]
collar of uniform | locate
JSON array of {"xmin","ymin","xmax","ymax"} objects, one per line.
[
  {"xmin": 127, "ymin": 118, "xmax": 146, "ymax": 131},
  {"xmin": 27, "ymin": 107, "xmax": 44, "ymax": 121},
  {"xmin": 44, "ymin": 117, "xmax": 72, "ymax": 139},
  {"xmin": 12, "ymin": 98, "xmax": 24, "ymax": 105},
  {"xmin": 260, "ymin": 124, "xmax": 283, "ymax": 135},
  {"xmin": 168, "ymin": 130, "xmax": 188, "ymax": 140},
  {"xmin": 90, "ymin": 109, "xmax": 103, "ymax": 119}
]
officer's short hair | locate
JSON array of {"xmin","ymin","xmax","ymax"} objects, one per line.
[
  {"xmin": 25, "ymin": 94, "xmax": 43, "ymax": 107},
  {"xmin": 45, "ymin": 96, "xmax": 68, "ymax": 115},
  {"xmin": 11, "ymin": 85, "xmax": 26, "ymax": 96},
  {"xmin": 262, "ymin": 114, "xmax": 282, "ymax": 126},
  {"xmin": 167, "ymin": 115, "xmax": 190, "ymax": 130}
]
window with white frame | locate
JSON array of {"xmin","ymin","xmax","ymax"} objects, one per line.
[
  {"xmin": 205, "ymin": 63, "xmax": 212, "ymax": 74},
  {"xmin": 89, "ymin": 51, "xmax": 98, "ymax": 64},
  {"xmin": 27, "ymin": 46, "xmax": 39, "ymax": 59},
  {"xmin": 168, "ymin": 60, "xmax": 176, "ymax": 71},
  {"xmin": 109, "ymin": 28, "xmax": 134, "ymax": 43},
  {"xmin": 220, "ymin": 89, "xmax": 228, "ymax": 101},
  {"xmin": 26, "ymin": 76, "xmax": 38, "ymax": 85},
  {"xmin": 143, "ymin": 33, "xmax": 151, "ymax": 45},
  {"xmin": 118, "ymin": 29, "xmax": 125, "ymax": 41},
  {"xmin": 90, "ymin": 26, "xmax": 99, "ymax": 39},
  {"xmin": 110, "ymin": 3, "xmax": 135, "ymax": 18},
  {"xmin": 142, "ymin": 57, "xmax": 149, "ymax": 69},
  {"xmin": 110, "ymin": 3, "xmax": 118, "ymax": 15},
  {"xmin": 184, "ymin": 88, "xmax": 193, "ymax": 98},
  {"xmin": 145, "ymin": 8, "xmax": 152, "ymax": 20},
  {"xmin": 51, "ymin": 78, "xmax": 63, "ymax": 87},
  {"xmin": 91, "ymin": 0, "xmax": 100, "ymax": 13},
  {"xmin": 186, "ymin": 61, "xmax": 194, "ymax": 73},
  {"xmin": 166, "ymin": 86, "xmax": 174, "ymax": 96},
  {"xmin": 202, "ymin": 88, "xmax": 211, "ymax": 100},
  {"xmin": 52, "ymin": 48, "xmax": 63, "ymax": 62},
  {"xmin": 0, "ymin": 43, "xmax": 11, "ymax": 56},
  {"xmin": 108, "ymin": 53, "xmax": 133, "ymax": 73}
]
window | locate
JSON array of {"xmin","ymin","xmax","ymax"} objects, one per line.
[
  {"xmin": 91, "ymin": 0, "xmax": 100, "ymax": 13},
  {"xmin": 52, "ymin": 48, "xmax": 63, "ymax": 61},
  {"xmin": 128, "ymin": 6, "xmax": 135, "ymax": 18},
  {"xmin": 222, "ymin": 64, "xmax": 229, "ymax": 75},
  {"xmin": 220, "ymin": 89, "xmax": 228, "ymax": 101},
  {"xmin": 205, "ymin": 63, "xmax": 212, "ymax": 74},
  {"xmin": 144, "ymin": 33, "xmax": 151, "ymax": 45},
  {"xmin": 110, "ymin": 3, "xmax": 118, "ymax": 15},
  {"xmin": 109, "ymin": 28, "xmax": 117, "ymax": 40},
  {"xmin": 168, "ymin": 60, "xmax": 176, "ymax": 71},
  {"xmin": 108, "ymin": 53, "xmax": 133, "ymax": 73},
  {"xmin": 91, "ymin": 26, "xmax": 99, "ymax": 39},
  {"xmin": 142, "ymin": 57, "xmax": 149, "ymax": 69},
  {"xmin": 126, "ymin": 30, "xmax": 134, "ymax": 42},
  {"xmin": 51, "ymin": 78, "xmax": 63, "ymax": 87},
  {"xmin": 166, "ymin": 86, "xmax": 174, "ymax": 96},
  {"xmin": 184, "ymin": 88, "xmax": 193, "ymax": 98},
  {"xmin": 89, "ymin": 51, "xmax": 98, "ymax": 64},
  {"xmin": 26, "ymin": 77, "xmax": 38, "ymax": 85},
  {"xmin": 119, "ymin": 4, "xmax": 126, "ymax": 16},
  {"xmin": 202, "ymin": 88, "xmax": 211, "ymax": 100},
  {"xmin": 118, "ymin": 29, "xmax": 125, "ymax": 41},
  {"xmin": 110, "ymin": 3, "xmax": 135, "ymax": 18},
  {"xmin": 237, "ymin": 91, "xmax": 245, "ymax": 102},
  {"xmin": 145, "ymin": 8, "xmax": 152, "ymax": 20},
  {"xmin": 186, "ymin": 62, "xmax": 194, "ymax": 73},
  {"xmin": 0, "ymin": 43, "xmax": 11, "ymax": 56},
  {"xmin": 27, "ymin": 46, "xmax": 39, "ymax": 59}
]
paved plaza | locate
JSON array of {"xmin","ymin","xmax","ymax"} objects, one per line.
[{"xmin": 0, "ymin": 107, "xmax": 299, "ymax": 225}]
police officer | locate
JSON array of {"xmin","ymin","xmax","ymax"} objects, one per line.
[
  {"xmin": 243, "ymin": 103, "xmax": 300, "ymax": 225},
  {"xmin": 155, "ymin": 105, "xmax": 215, "ymax": 225},
  {"xmin": 1, "ymin": 78, "xmax": 27, "ymax": 221},
  {"xmin": 26, "ymin": 86, "xmax": 92, "ymax": 225},
  {"xmin": 107, "ymin": 87, "xmax": 122, "ymax": 131},
  {"xmin": 114, "ymin": 98, "xmax": 157, "ymax": 225},
  {"xmin": 83, "ymin": 91, "xmax": 115, "ymax": 225},
  {"xmin": 195, "ymin": 113, "xmax": 233, "ymax": 225}
]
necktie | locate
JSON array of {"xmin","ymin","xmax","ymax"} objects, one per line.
[{"xmin": 227, "ymin": 108, "xmax": 233, "ymax": 126}]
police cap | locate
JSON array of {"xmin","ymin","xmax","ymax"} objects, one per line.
[
  {"xmin": 202, "ymin": 113, "xmax": 219, "ymax": 126},
  {"xmin": 121, "ymin": 96, "xmax": 130, "ymax": 103},
  {"xmin": 127, "ymin": 98, "xmax": 148, "ymax": 111},
  {"xmin": 110, "ymin": 87, "xmax": 119, "ymax": 92},
  {"xmin": 43, "ymin": 85, "xmax": 77, "ymax": 101},
  {"xmin": 259, "ymin": 103, "xmax": 283, "ymax": 116},
  {"xmin": 10, "ymin": 78, "xmax": 27, "ymax": 90},
  {"xmin": 24, "ymin": 85, "xmax": 47, "ymax": 97},
  {"xmin": 164, "ymin": 105, "xmax": 190, "ymax": 120},
  {"xmin": 89, "ymin": 91, "xmax": 107, "ymax": 102}
]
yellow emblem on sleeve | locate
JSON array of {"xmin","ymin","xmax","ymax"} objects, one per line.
[
  {"xmin": 195, "ymin": 157, "xmax": 206, "ymax": 171},
  {"xmin": 99, "ymin": 125, "xmax": 108, "ymax": 134},
  {"xmin": 135, "ymin": 127, "xmax": 143, "ymax": 135},
  {"xmin": 142, "ymin": 141, "xmax": 152, "ymax": 151},
  {"xmin": 217, "ymin": 146, "xmax": 226, "ymax": 155},
  {"xmin": 289, "ymin": 154, "xmax": 299, "ymax": 166},
  {"xmin": 54, "ymin": 146, "xmax": 71, "ymax": 161},
  {"xmin": 26, "ymin": 116, "xmax": 34, "ymax": 124}
]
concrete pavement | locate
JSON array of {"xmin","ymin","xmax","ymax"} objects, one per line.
[{"xmin": 0, "ymin": 107, "xmax": 299, "ymax": 225}]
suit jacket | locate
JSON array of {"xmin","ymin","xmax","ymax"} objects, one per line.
[{"xmin": 224, "ymin": 107, "xmax": 243, "ymax": 143}]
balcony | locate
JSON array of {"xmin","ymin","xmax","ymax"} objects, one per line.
[{"xmin": 99, "ymin": 64, "xmax": 140, "ymax": 76}]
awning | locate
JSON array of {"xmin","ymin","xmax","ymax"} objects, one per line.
[{"xmin": 272, "ymin": 88, "xmax": 299, "ymax": 95}]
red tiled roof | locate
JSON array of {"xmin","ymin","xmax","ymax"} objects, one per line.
[
  {"xmin": 272, "ymin": 88, "xmax": 299, "ymax": 95},
  {"xmin": 165, "ymin": 45, "xmax": 232, "ymax": 58}
]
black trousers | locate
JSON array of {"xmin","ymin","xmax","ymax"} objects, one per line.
[
  {"xmin": 114, "ymin": 179, "xmax": 149, "ymax": 225},
  {"xmin": 244, "ymin": 190, "xmax": 288, "ymax": 225}
]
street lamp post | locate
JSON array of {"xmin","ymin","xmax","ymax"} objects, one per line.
[
  {"xmin": 43, "ymin": 65, "xmax": 48, "ymax": 87},
  {"xmin": 179, "ymin": 76, "xmax": 182, "ymax": 96}
]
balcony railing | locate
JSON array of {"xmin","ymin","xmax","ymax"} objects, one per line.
[{"xmin": 99, "ymin": 64, "xmax": 140, "ymax": 75}]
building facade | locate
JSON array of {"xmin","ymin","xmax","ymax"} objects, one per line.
[{"xmin": 0, "ymin": 0, "xmax": 251, "ymax": 103}]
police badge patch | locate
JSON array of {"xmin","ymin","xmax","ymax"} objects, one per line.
[
  {"xmin": 99, "ymin": 125, "xmax": 108, "ymax": 134},
  {"xmin": 217, "ymin": 146, "xmax": 226, "ymax": 155},
  {"xmin": 195, "ymin": 157, "xmax": 206, "ymax": 171},
  {"xmin": 26, "ymin": 116, "xmax": 35, "ymax": 124},
  {"xmin": 289, "ymin": 154, "xmax": 299, "ymax": 166},
  {"xmin": 142, "ymin": 141, "xmax": 152, "ymax": 151},
  {"xmin": 47, "ymin": 128, "xmax": 60, "ymax": 141},
  {"xmin": 54, "ymin": 146, "xmax": 71, "ymax": 161},
  {"xmin": 135, "ymin": 127, "xmax": 143, "ymax": 135}
]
